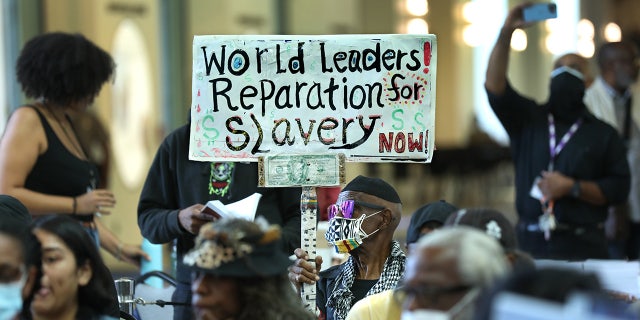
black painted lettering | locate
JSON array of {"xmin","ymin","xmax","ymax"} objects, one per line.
[
  {"xmin": 320, "ymin": 43, "xmax": 333, "ymax": 72},
  {"xmin": 407, "ymin": 49, "xmax": 421, "ymax": 71},
  {"xmin": 201, "ymin": 45, "xmax": 226, "ymax": 76},
  {"xmin": 228, "ymin": 49, "xmax": 250, "ymax": 76},
  {"xmin": 255, "ymin": 47, "xmax": 268, "ymax": 73},
  {"xmin": 272, "ymin": 118, "xmax": 294, "ymax": 146},
  {"xmin": 239, "ymin": 85, "xmax": 257, "ymax": 110},
  {"xmin": 275, "ymin": 85, "xmax": 293, "ymax": 109},
  {"xmin": 295, "ymin": 82, "xmax": 308, "ymax": 107},
  {"xmin": 348, "ymin": 50, "xmax": 363, "ymax": 72},
  {"xmin": 317, "ymin": 117, "xmax": 339, "ymax": 145},
  {"xmin": 363, "ymin": 43, "xmax": 381, "ymax": 72},
  {"xmin": 226, "ymin": 116, "xmax": 249, "ymax": 151},
  {"xmin": 349, "ymin": 85, "xmax": 366, "ymax": 109},
  {"xmin": 276, "ymin": 44, "xmax": 287, "ymax": 74},
  {"xmin": 308, "ymin": 82, "xmax": 325, "ymax": 110},
  {"xmin": 250, "ymin": 113, "xmax": 269, "ymax": 154},
  {"xmin": 260, "ymin": 80, "xmax": 276, "ymax": 117},
  {"xmin": 296, "ymin": 118, "xmax": 316, "ymax": 145},
  {"xmin": 387, "ymin": 74, "xmax": 404, "ymax": 102},
  {"xmin": 322, "ymin": 78, "xmax": 339, "ymax": 110},
  {"xmin": 289, "ymin": 42, "xmax": 305, "ymax": 74},
  {"xmin": 329, "ymin": 115, "xmax": 381, "ymax": 150},
  {"xmin": 382, "ymin": 49, "xmax": 396, "ymax": 70},
  {"xmin": 209, "ymin": 78, "xmax": 234, "ymax": 111},
  {"xmin": 334, "ymin": 52, "xmax": 347, "ymax": 73}
]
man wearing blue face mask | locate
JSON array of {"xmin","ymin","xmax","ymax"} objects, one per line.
[
  {"xmin": 485, "ymin": 3, "xmax": 630, "ymax": 260},
  {"xmin": 289, "ymin": 175, "xmax": 405, "ymax": 320},
  {"xmin": 0, "ymin": 195, "xmax": 39, "ymax": 320}
]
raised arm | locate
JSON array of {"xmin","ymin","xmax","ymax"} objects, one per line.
[{"xmin": 485, "ymin": 3, "xmax": 530, "ymax": 95}]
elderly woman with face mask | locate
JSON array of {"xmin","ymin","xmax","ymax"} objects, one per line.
[{"xmin": 184, "ymin": 217, "xmax": 314, "ymax": 320}]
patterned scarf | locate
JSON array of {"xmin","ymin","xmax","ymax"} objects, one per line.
[{"xmin": 326, "ymin": 240, "xmax": 405, "ymax": 320}]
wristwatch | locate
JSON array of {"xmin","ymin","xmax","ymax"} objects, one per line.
[{"xmin": 571, "ymin": 180, "xmax": 581, "ymax": 198}]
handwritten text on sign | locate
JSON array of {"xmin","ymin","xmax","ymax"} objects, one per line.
[{"xmin": 189, "ymin": 34, "xmax": 437, "ymax": 162}]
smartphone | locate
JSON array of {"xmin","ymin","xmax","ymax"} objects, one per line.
[{"xmin": 522, "ymin": 3, "xmax": 557, "ymax": 22}]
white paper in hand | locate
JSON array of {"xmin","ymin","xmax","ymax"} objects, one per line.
[{"xmin": 202, "ymin": 193, "xmax": 262, "ymax": 221}]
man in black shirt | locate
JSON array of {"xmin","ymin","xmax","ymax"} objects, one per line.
[
  {"xmin": 485, "ymin": 3, "xmax": 630, "ymax": 260},
  {"xmin": 138, "ymin": 123, "xmax": 301, "ymax": 319}
]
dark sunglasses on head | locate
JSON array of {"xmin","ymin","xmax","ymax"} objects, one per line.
[{"xmin": 328, "ymin": 200, "xmax": 386, "ymax": 219}]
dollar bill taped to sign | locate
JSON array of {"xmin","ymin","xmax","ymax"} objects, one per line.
[{"xmin": 258, "ymin": 154, "xmax": 345, "ymax": 187}]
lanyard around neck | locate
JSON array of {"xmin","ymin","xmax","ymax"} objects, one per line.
[{"xmin": 547, "ymin": 114, "xmax": 582, "ymax": 171}]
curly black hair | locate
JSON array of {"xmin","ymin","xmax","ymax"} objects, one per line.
[{"xmin": 16, "ymin": 32, "xmax": 115, "ymax": 106}]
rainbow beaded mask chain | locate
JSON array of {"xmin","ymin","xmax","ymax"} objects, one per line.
[
  {"xmin": 324, "ymin": 201, "xmax": 385, "ymax": 253},
  {"xmin": 209, "ymin": 162, "xmax": 235, "ymax": 197}
]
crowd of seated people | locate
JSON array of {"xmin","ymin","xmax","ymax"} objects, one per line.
[{"xmin": 0, "ymin": 168, "xmax": 637, "ymax": 319}]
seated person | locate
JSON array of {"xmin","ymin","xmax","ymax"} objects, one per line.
[
  {"xmin": 289, "ymin": 175, "xmax": 405, "ymax": 320},
  {"xmin": 445, "ymin": 208, "xmax": 535, "ymax": 272},
  {"xmin": 30, "ymin": 215, "xmax": 119, "ymax": 319},
  {"xmin": 183, "ymin": 217, "xmax": 315, "ymax": 320},
  {"xmin": 405, "ymin": 200, "xmax": 457, "ymax": 253},
  {"xmin": 346, "ymin": 227, "xmax": 509, "ymax": 320},
  {"xmin": 0, "ymin": 195, "xmax": 39, "ymax": 320}
]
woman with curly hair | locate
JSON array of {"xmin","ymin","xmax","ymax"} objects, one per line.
[
  {"xmin": 184, "ymin": 217, "xmax": 315, "ymax": 320},
  {"xmin": 31, "ymin": 214, "xmax": 120, "ymax": 319},
  {"xmin": 0, "ymin": 32, "xmax": 147, "ymax": 266}
]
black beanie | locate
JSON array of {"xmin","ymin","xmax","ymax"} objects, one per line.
[{"xmin": 342, "ymin": 175, "xmax": 401, "ymax": 204}]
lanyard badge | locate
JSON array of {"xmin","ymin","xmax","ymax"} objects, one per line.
[
  {"xmin": 538, "ymin": 200, "xmax": 556, "ymax": 240},
  {"xmin": 537, "ymin": 114, "xmax": 581, "ymax": 241}
]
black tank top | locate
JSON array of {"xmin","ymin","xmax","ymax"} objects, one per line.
[{"xmin": 23, "ymin": 105, "xmax": 99, "ymax": 222}]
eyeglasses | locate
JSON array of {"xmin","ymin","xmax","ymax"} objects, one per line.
[{"xmin": 328, "ymin": 200, "xmax": 386, "ymax": 219}]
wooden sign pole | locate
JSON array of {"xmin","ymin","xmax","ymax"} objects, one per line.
[{"xmin": 259, "ymin": 154, "xmax": 345, "ymax": 313}]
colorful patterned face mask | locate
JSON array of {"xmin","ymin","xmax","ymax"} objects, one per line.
[{"xmin": 324, "ymin": 200, "xmax": 385, "ymax": 253}]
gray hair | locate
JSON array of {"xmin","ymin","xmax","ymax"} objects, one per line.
[{"xmin": 415, "ymin": 226, "xmax": 509, "ymax": 287}]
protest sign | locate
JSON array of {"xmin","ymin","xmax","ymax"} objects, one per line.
[{"xmin": 189, "ymin": 34, "xmax": 437, "ymax": 163}]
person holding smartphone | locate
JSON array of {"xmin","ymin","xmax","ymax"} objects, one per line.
[{"xmin": 484, "ymin": 3, "xmax": 630, "ymax": 260}]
